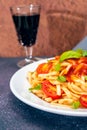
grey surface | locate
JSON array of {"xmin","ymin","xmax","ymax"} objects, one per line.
[
  {"xmin": 73, "ymin": 36, "xmax": 87, "ymax": 50},
  {"xmin": 0, "ymin": 37, "xmax": 87, "ymax": 130}
]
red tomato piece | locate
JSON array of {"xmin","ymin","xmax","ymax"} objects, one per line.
[
  {"xmin": 74, "ymin": 63, "xmax": 87, "ymax": 75},
  {"xmin": 80, "ymin": 95, "xmax": 87, "ymax": 108},
  {"xmin": 42, "ymin": 80, "xmax": 62, "ymax": 100},
  {"xmin": 78, "ymin": 57, "xmax": 87, "ymax": 64},
  {"xmin": 74, "ymin": 63, "xmax": 84, "ymax": 74},
  {"xmin": 36, "ymin": 62, "xmax": 52, "ymax": 74}
]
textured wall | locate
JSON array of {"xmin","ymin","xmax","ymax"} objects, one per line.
[{"xmin": 0, "ymin": 0, "xmax": 87, "ymax": 57}]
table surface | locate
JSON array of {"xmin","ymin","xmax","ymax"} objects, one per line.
[{"xmin": 1, "ymin": 37, "xmax": 87, "ymax": 130}]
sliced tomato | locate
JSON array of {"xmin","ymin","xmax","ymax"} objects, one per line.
[
  {"xmin": 78, "ymin": 57, "xmax": 87, "ymax": 64},
  {"xmin": 36, "ymin": 62, "xmax": 52, "ymax": 74},
  {"xmin": 74, "ymin": 63, "xmax": 87, "ymax": 75},
  {"xmin": 74, "ymin": 63, "xmax": 84, "ymax": 74},
  {"xmin": 42, "ymin": 80, "xmax": 62, "ymax": 99},
  {"xmin": 80, "ymin": 95, "xmax": 87, "ymax": 108}
]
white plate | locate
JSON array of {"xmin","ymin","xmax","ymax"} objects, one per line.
[{"xmin": 10, "ymin": 59, "xmax": 87, "ymax": 117}]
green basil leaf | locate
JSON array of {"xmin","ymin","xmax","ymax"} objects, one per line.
[
  {"xmin": 75, "ymin": 48, "xmax": 87, "ymax": 57},
  {"xmin": 54, "ymin": 63, "xmax": 61, "ymax": 71},
  {"xmin": 57, "ymin": 76, "xmax": 66, "ymax": 82},
  {"xmin": 75, "ymin": 48, "xmax": 83, "ymax": 54},
  {"xmin": 84, "ymin": 76, "xmax": 87, "ymax": 81},
  {"xmin": 29, "ymin": 84, "xmax": 42, "ymax": 91},
  {"xmin": 82, "ymin": 50, "xmax": 87, "ymax": 57},
  {"xmin": 59, "ymin": 50, "xmax": 82, "ymax": 62},
  {"xmin": 72, "ymin": 101, "xmax": 80, "ymax": 109}
]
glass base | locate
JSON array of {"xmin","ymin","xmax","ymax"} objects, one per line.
[{"xmin": 17, "ymin": 57, "xmax": 43, "ymax": 68}]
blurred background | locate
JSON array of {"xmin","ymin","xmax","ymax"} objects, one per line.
[{"xmin": 0, "ymin": 0, "xmax": 87, "ymax": 57}]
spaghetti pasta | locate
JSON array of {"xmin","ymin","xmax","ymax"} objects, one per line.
[{"xmin": 27, "ymin": 50, "xmax": 87, "ymax": 109}]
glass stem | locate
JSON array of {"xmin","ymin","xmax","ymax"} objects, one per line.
[{"xmin": 24, "ymin": 46, "xmax": 33, "ymax": 62}]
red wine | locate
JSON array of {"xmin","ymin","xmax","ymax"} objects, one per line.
[{"xmin": 12, "ymin": 14, "xmax": 40, "ymax": 47}]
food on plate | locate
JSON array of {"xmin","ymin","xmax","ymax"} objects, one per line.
[{"xmin": 27, "ymin": 49, "xmax": 87, "ymax": 109}]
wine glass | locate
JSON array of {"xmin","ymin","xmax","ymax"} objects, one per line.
[{"xmin": 10, "ymin": 4, "xmax": 41, "ymax": 68}]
